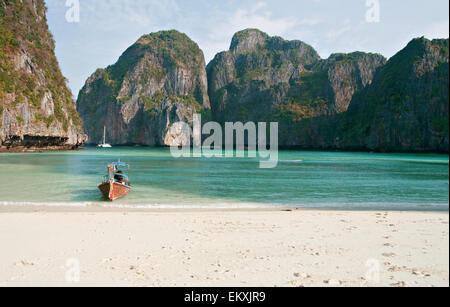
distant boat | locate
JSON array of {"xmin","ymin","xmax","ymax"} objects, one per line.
[
  {"xmin": 97, "ymin": 126, "xmax": 112, "ymax": 148},
  {"xmin": 98, "ymin": 161, "xmax": 131, "ymax": 201}
]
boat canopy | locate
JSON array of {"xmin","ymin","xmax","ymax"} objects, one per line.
[{"xmin": 112, "ymin": 162, "xmax": 127, "ymax": 167}]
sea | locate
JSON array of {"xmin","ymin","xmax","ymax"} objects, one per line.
[{"xmin": 0, "ymin": 147, "xmax": 448, "ymax": 211}]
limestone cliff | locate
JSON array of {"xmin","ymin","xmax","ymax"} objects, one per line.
[
  {"xmin": 0, "ymin": 0, "xmax": 87, "ymax": 151},
  {"xmin": 278, "ymin": 38, "xmax": 449, "ymax": 152},
  {"xmin": 339, "ymin": 38, "xmax": 449, "ymax": 152},
  {"xmin": 76, "ymin": 27, "xmax": 448, "ymax": 153},
  {"xmin": 206, "ymin": 29, "xmax": 386, "ymax": 144},
  {"xmin": 77, "ymin": 30, "xmax": 210, "ymax": 146}
]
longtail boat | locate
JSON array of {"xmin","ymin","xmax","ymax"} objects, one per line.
[{"xmin": 98, "ymin": 162, "xmax": 131, "ymax": 201}]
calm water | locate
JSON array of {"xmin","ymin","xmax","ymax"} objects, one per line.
[{"xmin": 0, "ymin": 147, "xmax": 448, "ymax": 210}]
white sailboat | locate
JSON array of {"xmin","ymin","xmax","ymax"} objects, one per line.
[{"xmin": 97, "ymin": 126, "xmax": 112, "ymax": 148}]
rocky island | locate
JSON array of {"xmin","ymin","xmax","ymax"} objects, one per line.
[
  {"xmin": 77, "ymin": 28, "xmax": 448, "ymax": 152},
  {"xmin": 77, "ymin": 30, "xmax": 210, "ymax": 146},
  {"xmin": 207, "ymin": 29, "xmax": 448, "ymax": 152},
  {"xmin": 207, "ymin": 29, "xmax": 387, "ymax": 146},
  {"xmin": 1, "ymin": 1, "xmax": 448, "ymax": 153},
  {"xmin": 0, "ymin": 0, "xmax": 87, "ymax": 152}
]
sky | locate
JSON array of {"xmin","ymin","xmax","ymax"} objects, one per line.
[{"xmin": 45, "ymin": 0, "xmax": 449, "ymax": 98}]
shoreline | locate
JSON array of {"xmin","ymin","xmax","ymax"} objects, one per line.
[
  {"xmin": 1, "ymin": 203, "xmax": 448, "ymax": 213},
  {"xmin": 0, "ymin": 209, "xmax": 448, "ymax": 287},
  {"xmin": 0, "ymin": 145, "xmax": 85, "ymax": 153},
  {"xmin": 1, "ymin": 144, "xmax": 449, "ymax": 155}
]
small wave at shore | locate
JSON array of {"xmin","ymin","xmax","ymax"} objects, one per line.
[
  {"xmin": 0, "ymin": 201, "xmax": 272, "ymax": 210},
  {"xmin": 279, "ymin": 160, "xmax": 304, "ymax": 163},
  {"xmin": 0, "ymin": 201, "xmax": 448, "ymax": 211}
]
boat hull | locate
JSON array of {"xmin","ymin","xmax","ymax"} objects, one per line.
[{"xmin": 98, "ymin": 182, "xmax": 131, "ymax": 201}]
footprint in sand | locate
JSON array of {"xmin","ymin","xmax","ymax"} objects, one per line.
[
  {"xmin": 412, "ymin": 270, "xmax": 431, "ymax": 278},
  {"xmin": 290, "ymin": 280, "xmax": 305, "ymax": 287},
  {"xmin": 14, "ymin": 260, "xmax": 34, "ymax": 267},
  {"xmin": 294, "ymin": 272, "xmax": 311, "ymax": 279},
  {"xmin": 388, "ymin": 265, "xmax": 408, "ymax": 272},
  {"xmin": 382, "ymin": 253, "xmax": 396, "ymax": 258},
  {"xmin": 391, "ymin": 281, "xmax": 406, "ymax": 287}
]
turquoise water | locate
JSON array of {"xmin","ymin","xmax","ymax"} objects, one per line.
[{"xmin": 0, "ymin": 147, "xmax": 448, "ymax": 210}]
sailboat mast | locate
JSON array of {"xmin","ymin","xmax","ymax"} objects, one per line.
[{"xmin": 103, "ymin": 126, "xmax": 106, "ymax": 145}]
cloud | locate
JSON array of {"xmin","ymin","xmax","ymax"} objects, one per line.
[
  {"xmin": 326, "ymin": 25, "xmax": 352, "ymax": 42},
  {"xmin": 46, "ymin": 0, "xmax": 448, "ymax": 96},
  {"xmin": 251, "ymin": 1, "xmax": 268, "ymax": 13},
  {"xmin": 226, "ymin": 8, "xmax": 298, "ymax": 37},
  {"xmin": 424, "ymin": 20, "xmax": 450, "ymax": 39},
  {"xmin": 298, "ymin": 18, "xmax": 323, "ymax": 26},
  {"xmin": 81, "ymin": 0, "xmax": 181, "ymax": 30},
  {"xmin": 200, "ymin": 1, "xmax": 304, "ymax": 62}
]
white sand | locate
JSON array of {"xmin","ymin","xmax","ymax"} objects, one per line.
[{"xmin": 0, "ymin": 209, "xmax": 448, "ymax": 287}]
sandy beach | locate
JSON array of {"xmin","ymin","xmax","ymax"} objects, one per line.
[{"xmin": 0, "ymin": 208, "xmax": 448, "ymax": 287}]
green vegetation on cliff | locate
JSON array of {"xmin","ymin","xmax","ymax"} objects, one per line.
[
  {"xmin": 75, "ymin": 26, "xmax": 447, "ymax": 152},
  {"xmin": 103, "ymin": 30, "xmax": 206, "ymax": 99},
  {"xmin": 0, "ymin": 0, "xmax": 83, "ymax": 137},
  {"xmin": 207, "ymin": 29, "xmax": 448, "ymax": 152},
  {"xmin": 77, "ymin": 30, "xmax": 210, "ymax": 146},
  {"xmin": 339, "ymin": 37, "xmax": 449, "ymax": 152},
  {"xmin": 207, "ymin": 28, "xmax": 386, "ymax": 140}
]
